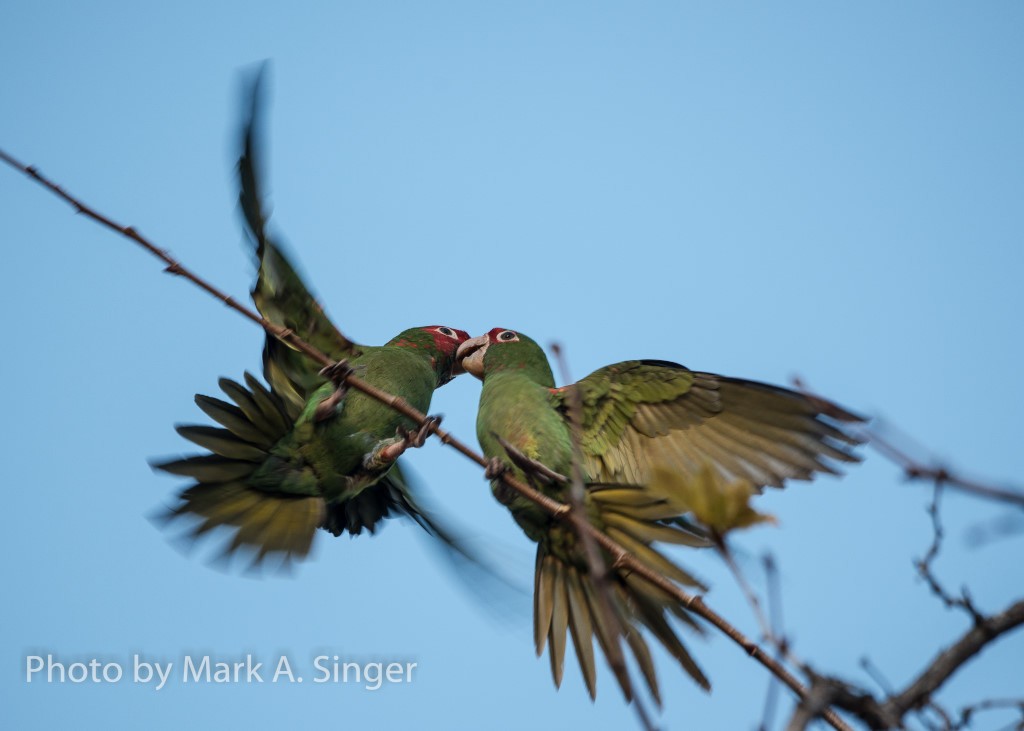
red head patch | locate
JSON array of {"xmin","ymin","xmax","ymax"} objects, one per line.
[
  {"xmin": 425, "ymin": 325, "xmax": 471, "ymax": 354},
  {"xmin": 487, "ymin": 328, "xmax": 520, "ymax": 344}
]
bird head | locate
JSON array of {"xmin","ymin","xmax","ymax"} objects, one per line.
[
  {"xmin": 456, "ymin": 328, "xmax": 553, "ymax": 385},
  {"xmin": 390, "ymin": 326, "xmax": 471, "ymax": 386}
]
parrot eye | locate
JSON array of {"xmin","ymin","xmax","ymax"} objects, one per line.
[
  {"xmin": 436, "ymin": 326, "xmax": 458, "ymax": 339},
  {"xmin": 497, "ymin": 330, "xmax": 519, "ymax": 342}
]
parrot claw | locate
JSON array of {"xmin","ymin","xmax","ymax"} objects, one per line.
[
  {"xmin": 319, "ymin": 359, "xmax": 354, "ymax": 385},
  {"xmin": 377, "ymin": 416, "xmax": 444, "ymax": 464},
  {"xmin": 315, "ymin": 360, "xmax": 363, "ymax": 422},
  {"xmin": 495, "ymin": 435, "xmax": 568, "ymax": 485},
  {"xmin": 314, "ymin": 388, "xmax": 345, "ymax": 422},
  {"xmin": 484, "ymin": 457, "xmax": 510, "ymax": 481},
  {"xmin": 400, "ymin": 415, "xmax": 443, "ymax": 449}
]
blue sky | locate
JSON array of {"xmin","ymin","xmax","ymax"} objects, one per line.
[{"xmin": 2, "ymin": 2, "xmax": 1022, "ymax": 729}]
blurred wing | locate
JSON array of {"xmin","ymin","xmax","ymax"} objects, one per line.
[
  {"xmin": 557, "ymin": 360, "xmax": 863, "ymax": 489},
  {"xmin": 153, "ymin": 372, "xmax": 326, "ymax": 569},
  {"xmin": 322, "ymin": 459, "xmax": 523, "ymax": 605},
  {"xmin": 238, "ymin": 66, "xmax": 361, "ymax": 411},
  {"xmin": 382, "ymin": 461, "xmax": 503, "ymax": 574}
]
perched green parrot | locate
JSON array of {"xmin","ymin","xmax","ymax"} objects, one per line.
[
  {"xmin": 456, "ymin": 327, "xmax": 862, "ymax": 702},
  {"xmin": 155, "ymin": 322, "xmax": 469, "ymax": 565},
  {"xmin": 153, "ymin": 69, "xmax": 472, "ymax": 567}
]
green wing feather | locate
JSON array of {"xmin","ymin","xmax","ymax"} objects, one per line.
[
  {"xmin": 238, "ymin": 67, "xmax": 361, "ymax": 410},
  {"xmin": 154, "ymin": 372, "xmax": 326, "ymax": 565},
  {"xmin": 556, "ymin": 359, "xmax": 863, "ymax": 489},
  {"xmin": 527, "ymin": 359, "xmax": 862, "ymax": 700}
]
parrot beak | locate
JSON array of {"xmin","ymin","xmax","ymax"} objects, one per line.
[
  {"xmin": 449, "ymin": 350, "xmax": 467, "ymax": 378},
  {"xmin": 456, "ymin": 335, "xmax": 489, "ymax": 380}
]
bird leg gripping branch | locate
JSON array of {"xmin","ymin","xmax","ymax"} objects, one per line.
[
  {"xmin": 378, "ymin": 415, "xmax": 444, "ymax": 464},
  {"xmin": 1, "ymin": 147, "xmax": 854, "ymax": 731},
  {"xmin": 314, "ymin": 359, "xmax": 354, "ymax": 421}
]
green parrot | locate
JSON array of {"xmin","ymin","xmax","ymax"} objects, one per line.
[
  {"xmin": 153, "ymin": 69, "xmax": 472, "ymax": 567},
  {"xmin": 155, "ymin": 322, "xmax": 469, "ymax": 565},
  {"xmin": 456, "ymin": 327, "xmax": 862, "ymax": 702}
]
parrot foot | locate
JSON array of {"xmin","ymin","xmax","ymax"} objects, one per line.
[
  {"xmin": 399, "ymin": 415, "xmax": 443, "ymax": 449},
  {"xmin": 495, "ymin": 435, "xmax": 568, "ymax": 485},
  {"xmin": 313, "ymin": 388, "xmax": 345, "ymax": 422},
  {"xmin": 319, "ymin": 359, "xmax": 354, "ymax": 386},
  {"xmin": 314, "ymin": 360, "xmax": 357, "ymax": 422},
  {"xmin": 484, "ymin": 458, "xmax": 510, "ymax": 481},
  {"xmin": 374, "ymin": 416, "xmax": 443, "ymax": 464}
]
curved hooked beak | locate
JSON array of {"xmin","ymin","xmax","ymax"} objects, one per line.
[{"xmin": 456, "ymin": 334, "xmax": 490, "ymax": 380}]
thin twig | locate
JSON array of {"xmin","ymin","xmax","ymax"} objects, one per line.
[
  {"xmin": 918, "ymin": 482, "xmax": 985, "ymax": 622},
  {"xmin": 866, "ymin": 419, "xmax": 1024, "ymax": 509},
  {"xmin": 551, "ymin": 342, "xmax": 649, "ymax": 723},
  {"xmin": 953, "ymin": 698, "xmax": 1024, "ymax": 730},
  {"xmin": 759, "ymin": 554, "xmax": 785, "ymax": 731},
  {"xmin": 859, "ymin": 657, "xmax": 896, "ymax": 698},
  {"xmin": 790, "ymin": 379, "xmax": 1024, "ymax": 509},
  {"xmin": 1, "ymin": 147, "xmax": 852, "ymax": 731},
  {"xmin": 719, "ymin": 545, "xmax": 774, "ymax": 645}
]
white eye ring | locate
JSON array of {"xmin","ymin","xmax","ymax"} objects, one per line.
[
  {"xmin": 498, "ymin": 330, "xmax": 518, "ymax": 342},
  {"xmin": 438, "ymin": 327, "xmax": 454, "ymax": 336}
]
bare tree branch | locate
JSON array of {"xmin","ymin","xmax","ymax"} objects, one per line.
[
  {"xmin": 789, "ymin": 599, "xmax": 1024, "ymax": 729},
  {"xmin": 881, "ymin": 599, "xmax": 1024, "ymax": 720},
  {"xmin": 1, "ymin": 146, "xmax": 855, "ymax": 731},
  {"xmin": 786, "ymin": 676, "xmax": 847, "ymax": 731}
]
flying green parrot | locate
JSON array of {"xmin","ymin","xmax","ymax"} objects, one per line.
[
  {"xmin": 152, "ymin": 69, "xmax": 472, "ymax": 567},
  {"xmin": 456, "ymin": 327, "xmax": 862, "ymax": 702}
]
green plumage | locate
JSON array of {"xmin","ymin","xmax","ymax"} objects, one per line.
[
  {"xmin": 248, "ymin": 333, "xmax": 448, "ymax": 504},
  {"xmin": 460, "ymin": 327, "xmax": 862, "ymax": 703},
  {"xmin": 153, "ymin": 68, "xmax": 470, "ymax": 566},
  {"xmin": 157, "ymin": 325, "xmax": 465, "ymax": 565}
]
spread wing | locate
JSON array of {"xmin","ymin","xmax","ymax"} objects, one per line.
[
  {"xmin": 238, "ymin": 66, "xmax": 361, "ymax": 411},
  {"xmin": 555, "ymin": 359, "xmax": 863, "ymax": 489}
]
